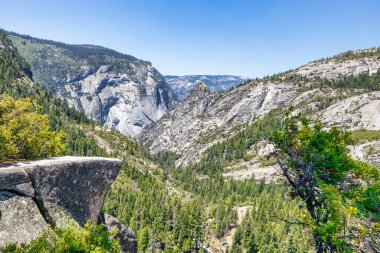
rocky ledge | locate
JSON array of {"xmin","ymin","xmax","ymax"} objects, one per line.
[{"xmin": 0, "ymin": 156, "xmax": 136, "ymax": 252}]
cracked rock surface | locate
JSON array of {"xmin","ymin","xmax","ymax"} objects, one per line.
[
  {"xmin": 0, "ymin": 156, "xmax": 121, "ymax": 248},
  {"xmin": 0, "ymin": 191, "xmax": 48, "ymax": 246}
]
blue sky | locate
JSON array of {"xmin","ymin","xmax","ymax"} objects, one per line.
[{"xmin": 0, "ymin": 0, "xmax": 379, "ymax": 77}]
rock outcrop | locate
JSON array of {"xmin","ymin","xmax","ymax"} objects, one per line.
[
  {"xmin": 0, "ymin": 156, "xmax": 134, "ymax": 250},
  {"xmin": 101, "ymin": 214, "xmax": 137, "ymax": 253},
  {"xmin": 295, "ymin": 49, "xmax": 380, "ymax": 80},
  {"xmin": 19, "ymin": 156, "xmax": 121, "ymax": 227},
  {"xmin": 0, "ymin": 191, "xmax": 48, "ymax": 246},
  {"xmin": 318, "ymin": 91, "xmax": 380, "ymax": 130}
]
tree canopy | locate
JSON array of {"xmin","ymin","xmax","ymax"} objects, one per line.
[
  {"xmin": 0, "ymin": 94, "xmax": 66, "ymax": 162},
  {"xmin": 271, "ymin": 115, "xmax": 380, "ymax": 252}
]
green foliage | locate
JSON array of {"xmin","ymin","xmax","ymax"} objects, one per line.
[
  {"xmin": 352, "ymin": 129, "xmax": 380, "ymax": 144},
  {"xmin": 0, "ymin": 29, "xmax": 108, "ymax": 157},
  {"xmin": 0, "ymin": 94, "xmax": 65, "ymax": 161},
  {"xmin": 271, "ymin": 115, "xmax": 380, "ymax": 252},
  {"xmin": 103, "ymin": 161, "xmax": 204, "ymax": 252},
  {"xmin": 3, "ymin": 221, "xmax": 121, "ymax": 253},
  {"xmin": 0, "ymin": 30, "xmax": 32, "ymax": 82},
  {"xmin": 151, "ymin": 151, "xmax": 181, "ymax": 169},
  {"xmin": 66, "ymin": 128, "xmax": 108, "ymax": 157},
  {"xmin": 209, "ymin": 202, "xmax": 238, "ymax": 237},
  {"xmin": 258, "ymin": 156, "xmax": 277, "ymax": 167},
  {"xmin": 104, "ymin": 157, "xmax": 313, "ymax": 252},
  {"xmin": 92, "ymin": 128, "xmax": 148, "ymax": 158},
  {"xmin": 328, "ymin": 69, "xmax": 380, "ymax": 91},
  {"xmin": 231, "ymin": 186, "xmax": 312, "ymax": 253},
  {"xmin": 357, "ymin": 182, "xmax": 380, "ymax": 221}
]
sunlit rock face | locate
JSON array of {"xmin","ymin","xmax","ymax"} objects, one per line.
[
  {"xmin": 10, "ymin": 33, "xmax": 176, "ymax": 137},
  {"xmin": 0, "ymin": 156, "xmax": 121, "ymax": 248},
  {"xmin": 140, "ymin": 49, "xmax": 380, "ymax": 167}
]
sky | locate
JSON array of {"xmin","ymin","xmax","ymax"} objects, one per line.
[{"xmin": 0, "ymin": 0, "xmax": 379, "ymax": 77}]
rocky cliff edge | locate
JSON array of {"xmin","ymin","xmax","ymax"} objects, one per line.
[{"xmin": 0, "ymin": 156, "xmax": 136, "ymax": 252}]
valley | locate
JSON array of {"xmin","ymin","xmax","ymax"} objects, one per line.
[{"xmin": 0, "ymin": 27, "xmax": 379, "ymax": 253}]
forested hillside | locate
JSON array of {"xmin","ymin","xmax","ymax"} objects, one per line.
[
  {"xmin": 103, "ymin": 159, "xmax": 313, "ymax": 252},
  {"xmin": 2, "ymin": 28, "xmax": 379, "ymax": 253},
  {"xmin": 137, "ymin": 47, "xmax": 380, "ymax": 252}
]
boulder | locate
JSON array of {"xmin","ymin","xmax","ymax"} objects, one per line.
[
  {"xmin": 0, "ymin": 191, "xmax": 48, "ymax": 247},
  {"xmin": 101, "ymin": 214, "xmax": 137, "ymax": 253},
  {"xmin": 20, "ymin": 156, "xmax": 121, "ymax": 227},
  {"xmin": 0, "ymin": 156, "xmax": 122, "ymax": 248}
]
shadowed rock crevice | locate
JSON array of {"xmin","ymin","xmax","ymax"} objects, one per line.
[
  {"xmin": 100, "ymin": 213, "xmax": 137, "ymax": 253},
  {"xmin": 25, "ymin": 169, "xmax": 58, "ymax": 228}
]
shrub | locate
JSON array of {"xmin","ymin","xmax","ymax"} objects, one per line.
[
  {"xmin": 0, "ymin": 94, "xmax": 66, "ymax": 162},
  {"xmin": 2, "ymin": 221, "xmax": 121, "ymax": 253}
]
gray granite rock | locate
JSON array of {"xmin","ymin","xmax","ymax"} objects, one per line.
[
  {"xmin": 102, "ymin": 214, "xmax": 137, "ymax": 253},
  {"xmin": 10, "ymin": 33, "xmax": 177, "ymax": 138},
  {"xmin": 17, "ymin": 156, "xmax": 121, "ymax": 227},
  {"xmin": 139, "ymin": 51, "xmax": 380, "ymax": 167},
  {"xmin": 0, "ymin": 156, "xmax": 123, "ymax": 248},
  {"xmin": 0, "ymin": 191, "xmax": 48, "ymax": 247},
  {"xmin": 0, "ymin": 167, "xmax": 35, "ymax": 197}
]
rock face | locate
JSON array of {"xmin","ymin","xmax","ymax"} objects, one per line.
[
  {"xmin": 0, "ymin": 156, "xmax": 122, "ymax": 248},
  {"xmin": 102, "ymin": 214, "xmax": 137, "ymax": 253},
  {"xmin": 139, "ymin": 81, "xmax": 299, "ymax": 165},
  {"xmin": 318, "ymin": 91, "xmax": 380, "ymax": 130},
  {"xmin": 0, "ymin": 167, "xmax": 35, "ymax": 198},
  {"xmin": 165, "ymin": 75, "xmax": 248, "ymax": 100},
  {"xmin": 295, "ymin": 49, "xmax": 380, "ymax": 80},
  {"xmin": 9, "ymin": 32, "xmax": 176, "ymax": 137},
  {"xmin": 20, "ymin": 156, "xmax": 121, "ymax": 227},
  {"xmin": 139, "ymin": 49, "xmax": 380, "ymax": 169},
  {"xmin": 0, "ymin": 191, "xmax": 48, "ymax": 246}
]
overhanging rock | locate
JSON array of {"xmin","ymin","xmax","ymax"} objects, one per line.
[{"xmin": 0, "ymin": 156, "xmax": 121, "ymax": 247}]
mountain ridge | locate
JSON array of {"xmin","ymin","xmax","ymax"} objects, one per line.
[
  {"xmin": 8, "ymin": 31, "xmax": 176, "ymax": 137},
  {"xmin": 164, "ymin": 74, "xmax": 248, "ymax": 100},
  {"xmin": 140, "ymin": 48, "xmax": 380, "ymax": 172}
]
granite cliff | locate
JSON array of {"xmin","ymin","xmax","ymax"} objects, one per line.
[{"xmin": 8, "ymin": 32, "xmax": 176, "ymax": 138}]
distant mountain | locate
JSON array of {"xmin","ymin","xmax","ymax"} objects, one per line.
[
  {"xmin": 165, "ymin": 75, "xmax": 248, "ymax": 100},
  {"xmin": 140, "ymin": 48, "xmax": 380, "ymax": 171},
  {"xmin": 8, "ymin": 31, "xmax": 176, "ymax": 137}
]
